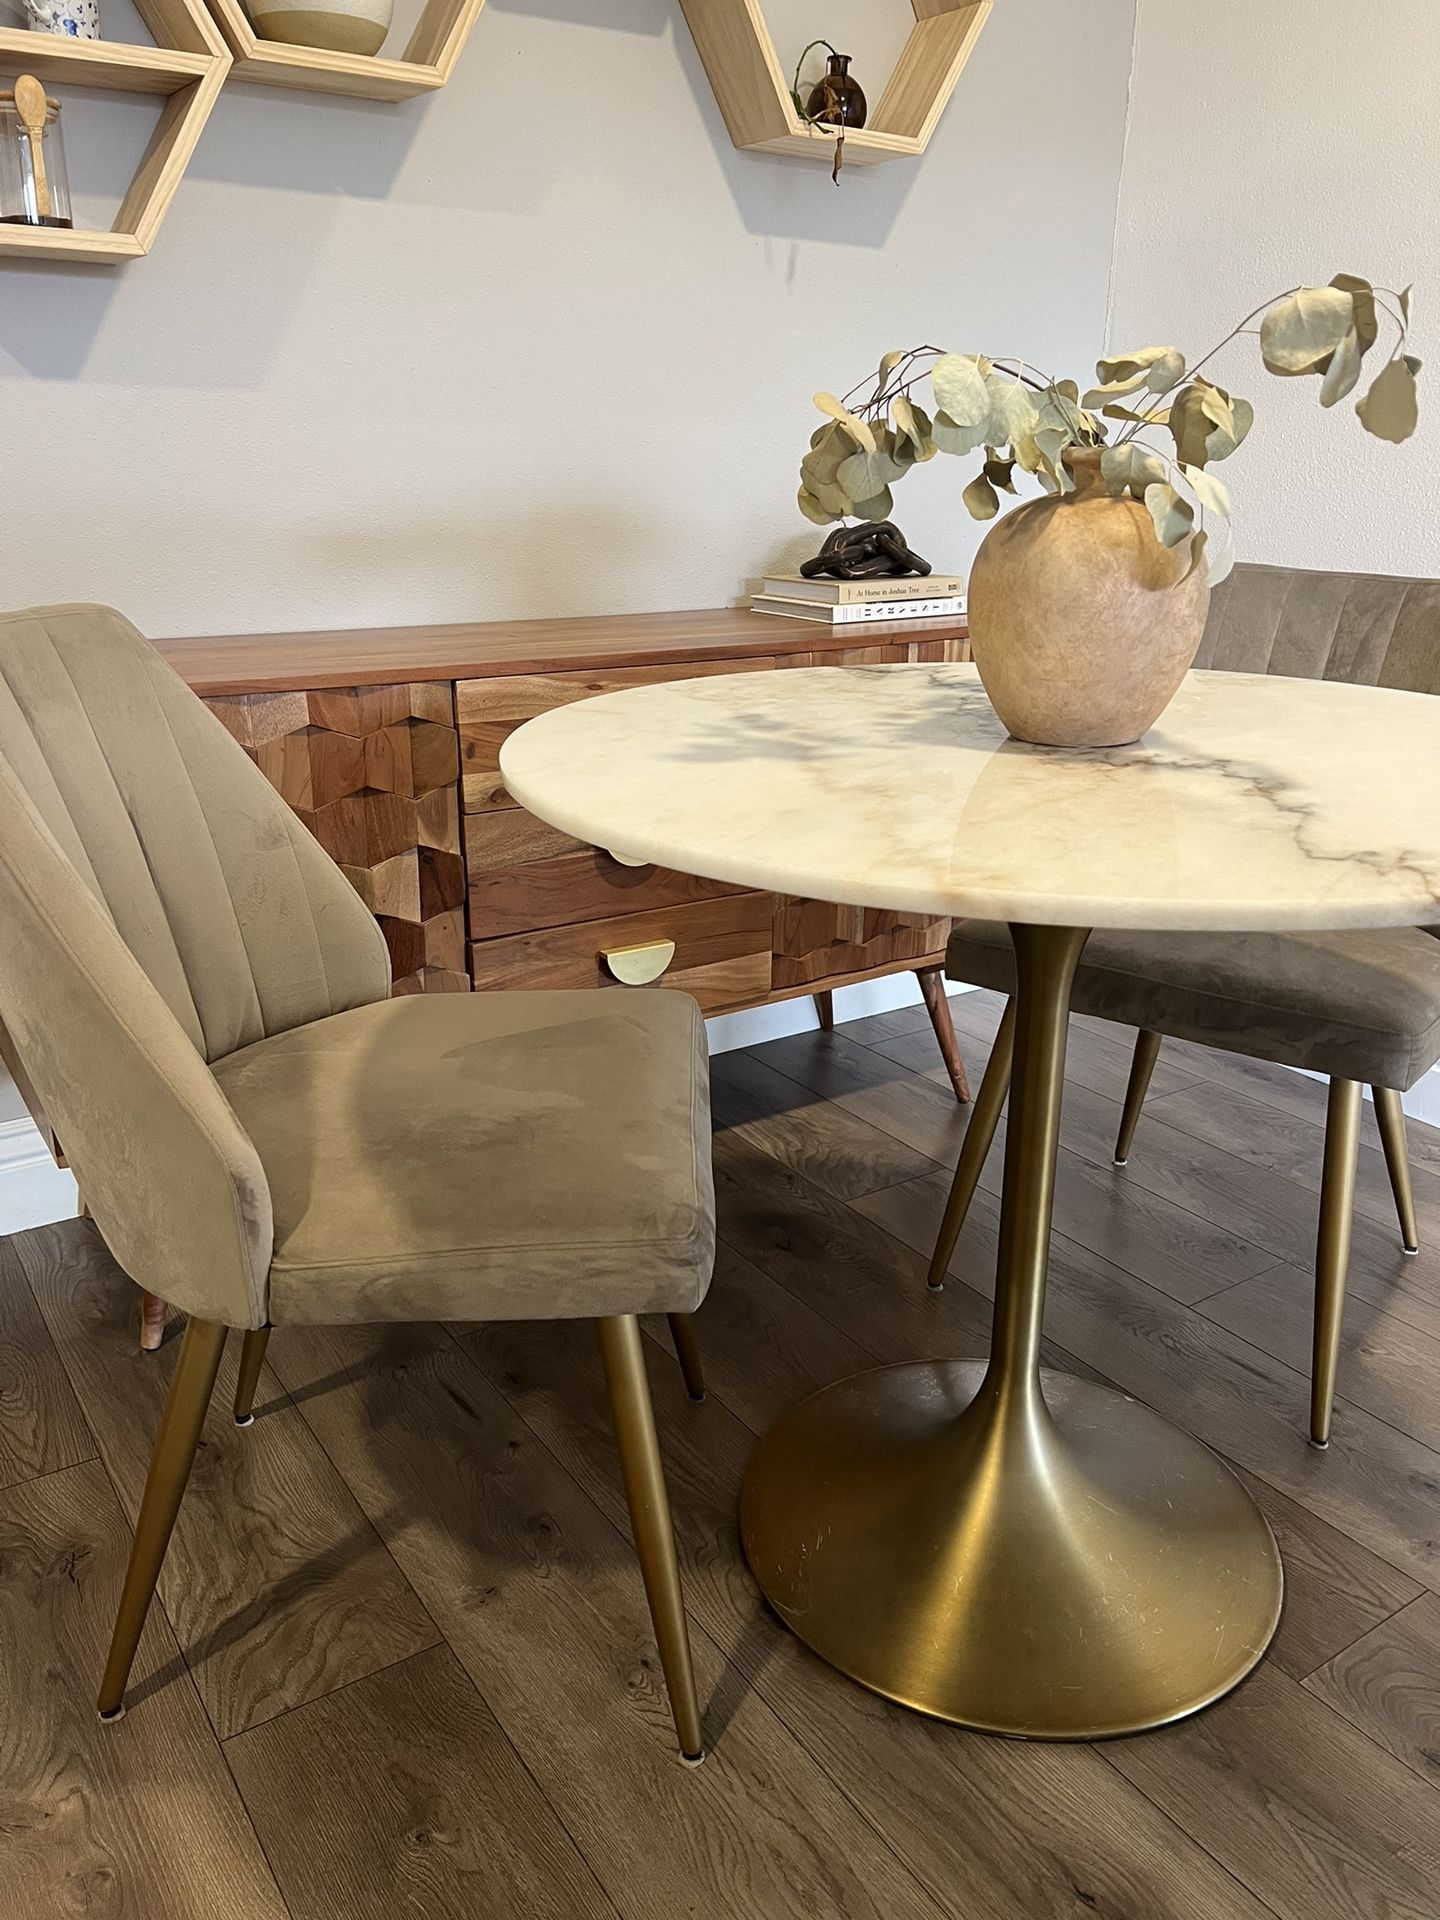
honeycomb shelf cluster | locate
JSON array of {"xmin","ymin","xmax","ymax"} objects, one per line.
[{"xmin": 0, "ymin": 0, "xmax": 989, "ymax": 263}]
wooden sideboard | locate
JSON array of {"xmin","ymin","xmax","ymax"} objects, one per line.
[{"xmin": 154, "ymin": 606, "xmax": 973, "ymax": 1094}]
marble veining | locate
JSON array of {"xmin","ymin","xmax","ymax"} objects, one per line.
[{"xmin": 499, "ymin": 665, "xmax": 1440, "ymax": 932}]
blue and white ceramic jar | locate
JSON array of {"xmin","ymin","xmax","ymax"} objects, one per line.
[{"xmin": 25, "ymin": 0, "xmax": 101, "ymax": 38}]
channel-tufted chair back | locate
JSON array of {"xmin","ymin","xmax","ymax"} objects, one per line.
[
  {"xmin": 1197, "ymin": 562, "xmax": 1440, "ymax": 694},
  {"xmin": 0, "ymin": 604, "xmax": 392, "ymax": 1326},
  {"xmin": 0, "ymin": 604, "xmax": 389, "ymax": 1060}
]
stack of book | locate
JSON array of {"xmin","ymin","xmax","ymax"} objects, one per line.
[{"xmin": 750, "ymin": 572, "xmax": 966, "ymax": 625}]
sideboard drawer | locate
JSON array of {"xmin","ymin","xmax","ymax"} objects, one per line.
[
  {"xmin": 458, "ymin": 657, "xmax": 777, "ymax": 813},
  {"xmin": 470, "ymin": 893, "xmax": 774, "ymax": 1013},
  {"xmin": 467, "ymin": 809, "xmax": 747, "ymax": 938}
]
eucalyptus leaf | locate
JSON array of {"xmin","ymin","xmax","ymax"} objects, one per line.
[
  {"xmin": 931, "ymin": 354, "xmax": 991, "ymax": 429},
  {"xmin": 962, "ymin": 471, "xmax": 1000, "ymax": 520},
  {"xmin": 878, "ymin": 350, "xmax": 905, "ymax": 385},
  {"xmin": 814, "ymin": 392, "xmax": 877, "ymax": 452},
  {"xmin": 801, "ymin": 423, "xmax": 852, "ymax": 488},
  {"xmin": 1081, "ymin": 373, "xmax": 1150, "ymax": 408},
  {"xmin": 1183, "ymin": 463, "xmax": 1233, "ymax": 521},
  {"xmin": 1259, "ymin": 286, "xmax": 1354, "ymax": 375},
  {"xmin": 1329, "ymin": 274, "xmax": 1378, "ymax": 354},
  {"xmin": 983, "ymin": 452, "xmax": 1018, "ymax": 494},
  {"xmin": 1170, "ymin": 381, "xmax": 1252, "ymax": 465},
  {"xmin": 851, "ymin": 487, "xmax": 896, "ymax": 522},
  {"xmin": 1355, "ymin": 355, "xmax": 1421, "ymax": 442},
  {"xmin": 1319, "ymin": 327, "xmax": 1363, "ymax": 407},
  {"xmin": 1101, "ymin": 402, "xmax": 1172, "ymax": 427},
  {"xmin": 798, "ymin": 486, "xmax": 840, "ymax": 526},
  {"xmin": 1399, "ymin": 284, "xmax": 1412, "ymax": 325},
  {"xmin": 892, "ymin": 394, "xmax": 934, "ymax": 461},
  {"xmin": 1101, "ymin": 442, "xmax": 1168, "ymax": 498},
  {"xmin": 930, "ymin": 409, "xmax": 990, "ymax": 457},
  {"xmin": 1205, "ymin": 532, "xmax": 1236, "ymax": 586},
  {"xmin": 1143, "ymin": 481, "xmax": 1195, "ymax": 548},
  {"xmin": 1145, "ymin": 348, "xmax": 1187, "ymax": 392},
  {"xmin": 983, "ymin": 370, "xmax": 1040, "ymax": 448},
  {"xmin": 1032, "ymin": 424, "xmax": 1075, "ymax": 492},
  {"xmin": 807, "ymin": 475, "xmax": 856, "ymax": 516},
  {"xmin": 1095, "ymin": 346, "xmax": 1181, "ymax": 385},
  {"xmin": 838, "ymin": 441, "xmax": 907, "ymax": 500}
]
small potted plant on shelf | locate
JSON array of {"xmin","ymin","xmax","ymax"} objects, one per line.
[{"xmin": 797, "ymin": 276, "xmax": 1420, "ymax": 747}]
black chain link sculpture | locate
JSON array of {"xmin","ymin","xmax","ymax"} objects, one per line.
[{"xmin": 800, "ymin": 522, "xmax": 932, "ymax": 581}]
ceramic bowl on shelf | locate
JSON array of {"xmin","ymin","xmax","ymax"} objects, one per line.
[{"xmin": 246, "ymin": 0, "xmax": 393, "ymax": 56}]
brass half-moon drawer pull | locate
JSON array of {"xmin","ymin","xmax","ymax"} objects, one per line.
[{"xmin": 602, "ymin": 939, "xmax": 677, "ymax": 986}]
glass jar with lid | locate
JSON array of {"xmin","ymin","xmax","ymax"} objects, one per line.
[{"xmin": 0, "ymin": 88, "xmax": 73, "ymax": 230}]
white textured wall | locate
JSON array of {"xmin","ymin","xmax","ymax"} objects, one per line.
[
  {"xmin": 0, "ymin": 0, "xmax": 1136, "ymax": 636},
  {"xmin": 1108, "ymin": 0, "xmax": 1437, "ymax": 578}
]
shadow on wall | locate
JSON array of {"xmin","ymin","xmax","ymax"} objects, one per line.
[
  {"xmin": 497, "ymin": 0, "xmax": 920, "ymax": 247},
  {"xmin": 0, "ymin": 0, "xmax": 927, "ymax": 387},
  {"xmin": 298, "ymin": 497, "xmax": 677, "ymax": 620}
]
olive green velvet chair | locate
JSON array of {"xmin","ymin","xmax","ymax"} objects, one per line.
[
  {"xmin": 932, "ymin": 564, "xmax": 1440, "ymax": 1448},
  {"xmin": 0, "ymin": 604, "xmax": 714, "ymax": 1760}
]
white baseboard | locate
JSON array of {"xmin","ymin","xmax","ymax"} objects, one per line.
[
  {"xmin": 705, "ymin": 970, "xmax": 964, "ymax": 1055},
  {"xmin": 0, "ymin": 1117, "xmax": 78, "ymax": 1234}
]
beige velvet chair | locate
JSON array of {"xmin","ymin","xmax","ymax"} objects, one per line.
[
  {"xmin": 0, "ymin": 605, "xmax": 714, "ymax": 1759},
  {"xmin": 931, "ymin": 564, "xmax": 1440, "ymax": 1448}
]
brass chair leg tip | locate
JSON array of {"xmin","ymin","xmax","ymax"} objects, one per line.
[
  {"xmin": 98, "ymin": 1703, "xmax": 126, "ymax": 1723},
  {"xmin": 679, "ymin": 1747, "xmax": 706, "ymax": 1768},
  {"xmin": 234, "ymin": 1412, "xmax": 256, "ymax": 1428},
  {"xmin": 926, "ymin": 1278, "xmax": 945, "ymax": 1292},
  {"xmin": 1113, "ymin": 1156, "xmax": 1129, "ymax": 1167},
  {"xmin": 1309, "ymin": 1436, "xmax": 1330, "ymax": 1450},
  {"xmin": 1402, "ymin": 1242, "xmax": 1420, "ymax": 1256},
  {"xmin": 687, "ymin": 1390, "xmax": 707, "ymax": 1404}
]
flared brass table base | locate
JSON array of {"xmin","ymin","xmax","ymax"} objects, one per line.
[
  {"xmin": 740, "ymin": 1360, "xmax": 1281, "ymax": 1737},
  {"xmin": 740, "ymin": 921, "xmax": 1283, "ymax": 1737}
]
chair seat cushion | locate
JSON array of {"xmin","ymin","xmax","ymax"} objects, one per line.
[
  {"xmin": 212, "ymin": 990, "xmax": 714, "ymax": 1326},
  {"xmin": 946, "ymin": 921, "xmax": 1440, "ymax": 1089}
]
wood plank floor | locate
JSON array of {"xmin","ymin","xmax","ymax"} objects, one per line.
[{"xmin": 3, "ymin": 988, "xmax": 1440, "ymax": 1919}]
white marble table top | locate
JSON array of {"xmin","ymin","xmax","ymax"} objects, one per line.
[{"xmin": 500, "ymin": 664, "xmax": 1440, "ymax": 931}]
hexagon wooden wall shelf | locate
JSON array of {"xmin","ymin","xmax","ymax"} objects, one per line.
[
  {"xmin": 679, "ymin": 0, "xmax": 992, "ymax": 166},
  {"xmin": 0, "ymin": 0, "xmax": 230, "ymax": 263},
  {"xmin": 204, "ymin": 0, "xmax": 487, "ymax": 99}
]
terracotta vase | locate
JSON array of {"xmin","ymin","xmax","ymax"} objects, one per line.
[{"xmin": 967, "ymin": 448, "xmax": 1210, "ymax": 748}]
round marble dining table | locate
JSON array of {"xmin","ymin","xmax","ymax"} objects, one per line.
[{"xmin": 501, "ymin": 662, "xmax": 1440, "ymax": 1740}]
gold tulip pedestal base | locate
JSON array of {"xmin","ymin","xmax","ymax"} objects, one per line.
[
  {"xmin": 741, "ymin": 921, "xmax": 1283, "ymax": 1740},
  {"xmin": 740, "ymin": 1360, "xmax": 1282, "ymax": 1739}
]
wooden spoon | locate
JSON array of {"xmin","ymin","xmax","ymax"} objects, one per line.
[{"xmin": 13, "ymin": 75, "xmax": 52, "ymax": 222}]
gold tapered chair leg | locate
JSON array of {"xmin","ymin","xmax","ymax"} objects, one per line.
[
  {"xmin": 666, "ymin": 1312, "xmax": 706, "ymax": 1402},
  {"xmin": 926, "ymin": 1000, "xmax": 1015, "ymax": 1290},
  {"xmin": 98, "ymin": 1317, "xmax": 227, "ymax": 1718},
  {"xmin": 1114, "ymin": 1029, "xmax": 1163, "ymax": 1165},
  {"xmin": 232, "ymin": 1326, "xmax": 272, "ymax": 1427},
  {"xmin": 1312, "ymin": 1078, "xmax": 1362, "ymax": 1449},
  {"xmin": 598, "ymin": 1315, "xmax": 704, "ymax": 1761},
  {"xmin": 1373, "ymin": 1086, "xmax": 1420, "ymax": 1255}
]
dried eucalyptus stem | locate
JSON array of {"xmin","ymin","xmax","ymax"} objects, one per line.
[{"xmin": 799, "ymin": 276, "xmax": 1419, "ymax": 586}]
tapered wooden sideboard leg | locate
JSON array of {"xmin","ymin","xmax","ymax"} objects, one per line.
[
  {"xmin": 916, "ymin": 966, "xmax": 971, "ymax": 1104},
  {"xmin": 139, "ymin": 1292, "xmax": 168, "ymax": 1352}
]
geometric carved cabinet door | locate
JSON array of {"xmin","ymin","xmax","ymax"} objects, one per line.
[{"xmin": 205, "ymin": 681, "xmax": 470, "ymax": 995}]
